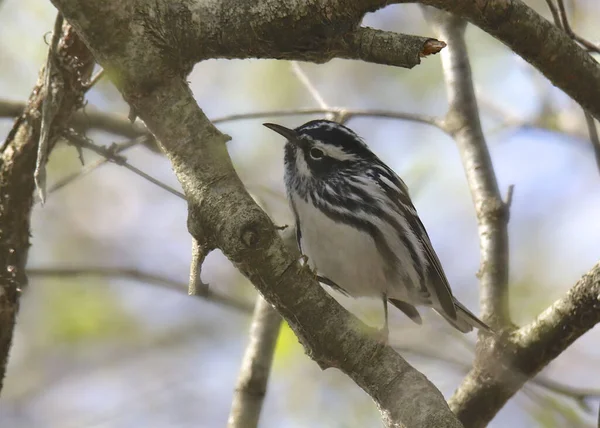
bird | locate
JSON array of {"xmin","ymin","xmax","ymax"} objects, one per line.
[{"xmin": 263, "ymin": 119, "xmax": 490, "ymax": 338}]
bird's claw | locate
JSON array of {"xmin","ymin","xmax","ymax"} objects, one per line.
[
  {"xmin": 374, "ymin": 326, "xmax": 389, "ymax": 345},
  {"xmin": 298, "ymin": 255, "xmax": 318, "ymax": 279}
]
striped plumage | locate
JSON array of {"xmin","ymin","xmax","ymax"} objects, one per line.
[{"xmin": 264, "ymin": 120, "xmax": 489, "ymax": 335}]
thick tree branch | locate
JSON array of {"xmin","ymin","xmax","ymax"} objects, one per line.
[
  {"xmin": 144, "ymin": 65, "xmax": 463, "ymax": 428},
  {"xmin": 410, "ymin": 0, "xmax": 600, "ymax": 121},
  {"xmin": 227, "ymin": 227, "xmax": 295, "ymax": 428},
  {"xmin": 50, "ymin": 0, "xmax": 441, "ymax": 77},
  {"xmin": 424, "ymin": 8, "xmax": 600, "ymax": 427},
  {"xmin": 0, "ymin": 22, "xmax": 94, "ymax": 394},
  {"xmin": 449, "ymin": 262, "xmax": 600, "ymax": 427},
  {"xmin": 49, "ymin": 1, "xmax": 463, "ymax": 426},
  {"xmin": 427, "ymin": 10, "xmax": 510, "ymax": 329}
]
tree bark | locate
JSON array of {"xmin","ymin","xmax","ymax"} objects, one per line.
[
  {"xmin": 48, "ymin": 1, "xmax": 464, "ymax": 426},
  {"xmin": 0, "ymin": 21, "xmax": 94, "ymax": 392}
]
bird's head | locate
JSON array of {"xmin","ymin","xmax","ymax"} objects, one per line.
[{"xmin": 263, "ymin": 120, "xmax": 376, "ymax": 181}]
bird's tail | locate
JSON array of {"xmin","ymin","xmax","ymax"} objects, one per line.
[{"xmin": 435, "ymin": 298, "xmax": 491, "ymax": 334}]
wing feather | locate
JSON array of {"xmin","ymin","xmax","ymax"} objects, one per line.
[{"xmin": 372, "ymin": 164, "xmax": 458, "ymax": 320}]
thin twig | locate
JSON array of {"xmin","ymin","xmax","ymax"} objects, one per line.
[
  {"xmin": 556, "ymin": 0, "xmax": 600, "ymax": 54},
  {"xmin": 546, "ymin": 0, "xmax": 600, "ymax": 178},
  {"xmin": 37, "ymin": 136, "xmax": 145, "ymax": 202},
  {"xmin": 427, "ymin": 10, "xmax": 511, "ymax": 329},
  {"xmin": 544, "ymin": 0, "xmax": 561, "ymax": 28},
  {"xmin": 213, "ymin": 107, "xmax": 442, "ymax": 128},
  {"xmin": 227, "ymin": 296, "xmax": 282, "ymax": 428},
  {"xmin": 584, "ymin": 113, "xmax": 600, "ymax": 174},
  {"xmin": 0, "ymin": 101, "xmax": 445, "ymax": 133},
  {"xmin": 188, "ymin": 238, "xmax": 210, "ymax": 296},
  {"xmin": 289, "ymin": 63, "xmax": 352, "ymax": 124},
  {"xmin": 63, "ymin": 131, "xmax": 186, "ymax": 200},
  {"xmin": 290, "ymin": 62, "xmax": 333, "ymax": 119},
  {"xmin": 35, "ymin": 13, "xmax": 64, "ymax": 204},
  {"xmin": 504, "ymin": 184, "xmax": 515, "ymax": 222},
  {"xmin": 26, "ymin": 267, "xmax": 253, "ymax": 314},
  {"xmin": 85, "ymin": 68, "xmax": 105, "ymax": 91}
]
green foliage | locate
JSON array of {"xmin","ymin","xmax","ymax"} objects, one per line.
[
  {"xmin": 530, "ymin": 394, "xmax": 588, "ymax": 428},
  {"xmin": 273, "ymin": 321, "xmax": 302, "ymax": 366},
  {"xmin": 38, "ymin": 278, "xmax": 139, "ymax": 345}
]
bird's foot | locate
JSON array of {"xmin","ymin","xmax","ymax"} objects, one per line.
[
  {"xmin": 373, "ymin": 325, "xmax": 390, "ymax": 345},
  {"xmin": 298, "ymin": 254, "xmax": 309, "ymax": 266},
  {"xmin": 298, "ymin": 255, "xmax": 320, "ymax": 282}
]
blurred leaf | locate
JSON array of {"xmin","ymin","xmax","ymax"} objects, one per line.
[
  {"xmin": 531, "ymin": 394, "xmax": 587, "ymax": 428},
  {"xmin": 39, "ymin": 278, "xmax": 139, "ymax": 344},
  {"xmin": 273, "ymin": 321, "xmax": 302, "ymax": 366}
]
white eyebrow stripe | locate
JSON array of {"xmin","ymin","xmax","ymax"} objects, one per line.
[{"xmin": 312, "ymin": 141, "xmax": 358, "ymax": 161}]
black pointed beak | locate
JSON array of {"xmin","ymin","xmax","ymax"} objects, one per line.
[{"xmin": 263, "ymin": 123, "xmax": 298, "ymax": 143}]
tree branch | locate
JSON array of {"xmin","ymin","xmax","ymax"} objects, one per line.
[
  {"xmin": 63, "ymin": 131, "xmax": 185, "ymax": 199},
  {"xmin": 26, "ymin": 266, "xmax": 253, "ymax": 314},
  {"xmin": 41, "ymin": 136, "xmax": 145, "ymax": 199},
  {"xmin": 35, "ymin": 13, "xmax": 65, "ymax": 203},
  {"xmin": 227, "ymin": 227, "xmax": 296, "ymax": 428},
  {"xmin": 424, "ymin": 8, "xmax": 600, "ymax": 427},
  {"xmin": 411, "ymin": 0, "xmax": 600, "ymax": 121},
  {"xmin": 228, "ymin": 296, "xmax": 282, "ymax": 428},
  {"xmin": 0, "ymin": 102, "xmax": 445, "ymax": 137},
  {"xmin": 555, "ymin": 0, "xmax": 600, "ymax": 54},
  {"xmin": 545, "ymin": 0, "xmax": 600, "ymax": 178},
  {"xmin": 426, "ymin": 10, "xmax": 511, "ymax": 329},
  {"xmin": 449, "ymin": 262, "xmax": 600, "ymax": 427},
  {"xmin": 0, "ymin": 21, "xmax": 94, "ymax": 394},
  {"xmin": 188, "ymin": 238, "xmax": 210, "ymax": 296},
  {"xmin": 50, "ymin": 1, "xmax": 463, "ymax": 426}
]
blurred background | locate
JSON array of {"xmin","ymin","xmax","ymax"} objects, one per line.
[{"xmin": 1, "ymin": 0, "xmax": 599, "ymax": 426}]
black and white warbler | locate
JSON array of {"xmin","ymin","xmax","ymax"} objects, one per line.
[{"xmin": 264, "ymin": 120, "xmax": 490, "ymax": 336}]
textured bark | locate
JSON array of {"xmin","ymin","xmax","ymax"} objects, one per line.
[
  {"xmin": 13, "ymin": 0, "xmax": 598, "ymax": 425},
  {"xmin": 423, "ymin": 9, "xmax": 600, "ymax": 428},
  {"xmin": 47, "ymin": 0, "xmax": 600, "ymax": 124},
  {"xmin": 0, "ymin": 22, "xmax": 94, "ymax": 392},
  {"xmin": 426, "ymin": 10, "xmax": 510, "ymax": 329},
  {"xmin": 228, "ymin": 296, "xmax": 282, "ymax": 428},
  {"xmin": 227, "ymin": 228, "xmax": 294, "ymax": 428},
  {"xmin": 449, "ymin": 263, "xmax": 600, "ymax": 427},
  {"xmin": 411, "ymin": 0, "xmax": 600, "ymax": 121},
  {"xmin": 48, "ymin": 1, "xmax": 464, "ymax": 427}
]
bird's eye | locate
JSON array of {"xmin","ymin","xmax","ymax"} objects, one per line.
[{"xmin": 309, "ymin": 147, "xmax": 325, "ymax": 160}]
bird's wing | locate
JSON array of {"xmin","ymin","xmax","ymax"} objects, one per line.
[{"xmin": 372, "ymin": 164, "xmax": 458, "ymax": 320}]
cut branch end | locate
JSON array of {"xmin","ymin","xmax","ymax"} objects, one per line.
[{"xmin": 420, "ymin": 39, "xmax": 447, "ymax": 57}]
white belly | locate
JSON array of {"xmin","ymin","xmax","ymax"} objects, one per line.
[{"xmin": 293, "ymin": 195, "xmax": 413, "ymax": 301}]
